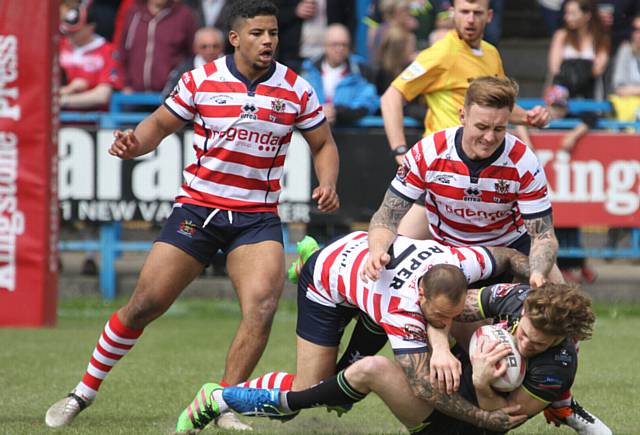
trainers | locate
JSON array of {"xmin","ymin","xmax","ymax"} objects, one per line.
[
  {"xmin": 45, "ymin": 390, "xmax": 92, "ymax": 428},
  {"xmin": 214, "ymin": 411, "xmax": 252, "ymax": 431},
  {"xmin": 544, "ymin": 399, "xmax": 612, "ymax": 435},
  {"xmin": 175, "ymin": 383, "xmax": 223, "ymax": 434},
  {"xmin": 287, "ymin": 236, "xmax": 320, "ymax": 284},
  {"xmin": 222, "ymin": 387, "xmax": 290, "ymax": 417}
]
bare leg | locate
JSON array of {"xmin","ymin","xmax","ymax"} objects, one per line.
[
  {"xmin": 222, "ymin": 240, "xmax": 285, "ymax": 384},
  {"xmin": 397, "ymin": 204, "xmax": 432, "ymax": 239},
  {"xmin": 291, "ymin": 336, "xmax": 338, "ymax": 391},
  {"xmin": 345, "ymin": 356, "xmax": 432, "ymax": 428},
  {"xmin": 119, "ymin": 242, "xmax": 205, "ymax": 329}
]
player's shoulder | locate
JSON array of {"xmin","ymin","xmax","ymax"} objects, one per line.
[
  {"xmin": 417, "ymin": 127, "xmax": 458, "ymax": 159},
  {"xmin": 526, "ymin": 339, "xmax": 577, "ymax": 382},
  {"xmin": 505, "ymin": 133, "xmax": 540, "ymax": 167},
  {"xmin": 416, "ymin": 32, "xmax": 455, "ymax": 62}
]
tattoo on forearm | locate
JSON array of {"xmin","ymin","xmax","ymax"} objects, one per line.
[
  {"xmin": 395, "ymin": 352, "xmax": 510, "ymax": 431},
  {"xmin": 490, "ymin": 247, "xmax": 531, "ymax": 280},
  {"xmin": 524, "ymin": 214, "xmax": 558, "ymax": 276},
  {"xmin": 455, "ymin": 289, "xmax": 483, "ymax": 322},
  {"xmin": 370, "ymin": 190, "xmax": 413, "ymax": 233}
]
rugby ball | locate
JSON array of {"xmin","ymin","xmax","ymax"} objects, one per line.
[{"xmin": 468, "ymin": 324, "xmax": 525, "ymax": 392}]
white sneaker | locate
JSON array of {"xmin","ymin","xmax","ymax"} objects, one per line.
[
  {"xmin": 564, "ymin": 400, "xmax": 612, "ymax": 435},
  {"xmin": 215, "ymin": 411, "xmax": 252, "ymax": 431},
  {"xmin": 45, "ymin": 391, "xmax": 92, "ymax": 428}
]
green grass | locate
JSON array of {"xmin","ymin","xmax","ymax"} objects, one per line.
[{"xmin": 1, "ymin": 298, "xmax": 638, "ymax": 434}]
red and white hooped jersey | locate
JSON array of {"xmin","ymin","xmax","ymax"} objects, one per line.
[
  {"xmin": 164, "ymin": 55, "xmax": 325, "ymax": 212},
  {"xmin": 59, "ymin": 36, "xmax": 123, "ymax": 94},
  {"xmin": 391, "ymin": 127, "xmax": 552, "ymax": 247},
  {"xmin": 307, "ymin": 231, "xmax": 495, "ymax": 353}
]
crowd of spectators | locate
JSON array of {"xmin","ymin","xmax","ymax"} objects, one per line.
[{"xmin": 59, "ymin": 0, "xmax": 640, "ymax": 126}]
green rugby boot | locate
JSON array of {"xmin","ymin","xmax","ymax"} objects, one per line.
[
  {"xmin": 175, "ymin": 383, "xmax": 222, "ymax": 434},
  {"xmin": 287, "ymin": 236, "xmax": 320, "ymax": 284}
]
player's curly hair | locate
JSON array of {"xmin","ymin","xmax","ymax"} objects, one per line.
[
  {"xmin": 524, "ymin": 283, "xmax": 595, "ymax": 341},
  {"xmin": 421, "ymin": 264, "xmax": 467, "ymax": 304},
  {"xmin": 464, "ymin": 76, "xmax": 519, "ymax": 111},
  {"xmin": 226, "ymin": 0, "xmax": 278, "ymax": 31}
]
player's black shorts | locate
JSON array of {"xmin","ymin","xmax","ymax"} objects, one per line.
[
  {"xmin": 156, "ymin": 204, "xmax": 283, "ymax": 265},
  {"xmin": 295, "ymin": 251, "xmax": 358, "ymax": 347}
]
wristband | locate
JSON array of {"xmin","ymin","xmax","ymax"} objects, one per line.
[{"xmin": 391, "ymin": 145, "xmax": 409, "ymax": 156}]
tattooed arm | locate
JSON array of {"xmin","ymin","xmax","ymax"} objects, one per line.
[
  {"xmin": 523, "ymin": 213, "xmax": 559, "ymax": 287},
  {"xmin": 395, "ymin": 352, "xmax": 526, "ymax": 431},
  {"xmin": 455, "ymin": 289, "xmax": 485, "ymax": 323},
  {"xmin": 362, "ymin": 189, "xmax": 413, "ymax": 281},
  {"xmin": 486, "ymin": 247, "xmax": 531, "ymax": 283}
]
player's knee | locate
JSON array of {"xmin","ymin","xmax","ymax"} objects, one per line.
[
  {"xmin": 242, "ymin": 294, "xmax": 280, "ymax": 325},
  {"xmin": 349, "ymin": 356, "xmax": 393, "ymax": 383},
  {"xmin": 122, "ymin": 286, "xmax": 170, "ymax": 328}
]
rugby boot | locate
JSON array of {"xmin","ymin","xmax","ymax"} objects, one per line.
[
  {"xmin": 287, "ymin": 236, "xmax": 320, "ymax": 284},
  {"xmin": 45, "ymin": 389, "xmax": 92, "ymax": 428},
  {"xmin": 175, "ymin": 383, "xmax": 222, "ymax": 434},
  {"xmin": 222, "ymin": 387, "xmax": 293, "ymax": 418},
  {"xmin": 544, "ymin": 399, "xmax": 612, "ymax": 435}
]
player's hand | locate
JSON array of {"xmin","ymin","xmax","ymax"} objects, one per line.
[
  {"xmin": 485, "ymin": 405, "xmax": 527, "ymax": 431},
  {"xmin": 394, "ymin": 154, "xmax": 405, "ymax": 166},
  {"xmin": 312, "ymin": 184, "xmax": 339, "ymax": 212},
  {"xmin": 109, "ymin": 129, "xmax": 141, "ymax": 160},
  {"xmin": 526, "ymin": 105, "xmax": 550, "ymax": 128},
  {"xmin": 529, "ymin": 271, "xmax": 546, "ymax": 288},
  {"xmin": 471, "ymin": 339, "xmax": 510, "ymax": 388},
  {"xmin": 360, "ymin": 250, "xmax": 389, "ymax": 282},
  {"xmin": 429, "ymin": 348, "xmax": 461, "ymax": 395}
]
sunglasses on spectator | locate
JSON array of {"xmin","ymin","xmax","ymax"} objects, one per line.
[
  {"xmin": 633, "ymin": 26, "xmax": 640, "ymax": 32},
  {"xmin": 198, "ymin": 43, "xmax": 222, "ymax": 49}
]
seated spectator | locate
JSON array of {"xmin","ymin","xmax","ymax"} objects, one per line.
[
  {"xmin": 162, "ymin": 26, "xmax": 224, "ymax": 97},
  {"xmin": 367, "ymin": 0, "xmax": 419, "ymax": 62},
  {"xmin": 547, "ymin": 0, "xmax": 610, "ymax": 99},
  {"xmin": 543, "ymin": 84, "xmax": 598, "ymax": 284},
  {"xmin": 374, "ymin": 25, "xmax": 425, "ymax": 122},
  {"xmin": 119, "ymin": 0, "xmax": 197, "ymax": 92},
  {"xmin": 59, "ymin": 2, "xmax": 123, "ymax": 110},
  {"xmin": 301, "ymin": 23, "xmax": 379, "ymax": 126},
  {"xmin": 610, "ymin": 13, "xmax": 640, "ymax": 121},
  {"xmin": 428, "ymin": 7, "xmax": 454, "ymax": 46}
]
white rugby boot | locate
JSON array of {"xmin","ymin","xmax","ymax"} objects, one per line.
[{"xmin": 45, "ymin": 390, "xmax": 92, "ymax": 428}]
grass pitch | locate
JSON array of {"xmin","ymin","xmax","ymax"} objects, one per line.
[{"xmin": 0, "ymin": 297, "xmax": 637, "ymax": 434}]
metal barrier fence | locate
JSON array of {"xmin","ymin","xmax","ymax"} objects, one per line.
[{"xmin": 59, "ymin": 92, "xmax": 640, "ymax": 299}]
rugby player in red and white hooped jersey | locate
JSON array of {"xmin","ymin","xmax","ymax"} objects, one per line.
[
  {"xmin": 45, "ymin": 0, "xmax": 339, "ymax": 430},
  {"xmin": 364, "ymin": 76, "xmax": 561, "ymax": 290},
  {"xmin": 174, "ymin": 230, "xmax": 533, "ymax": 433}
]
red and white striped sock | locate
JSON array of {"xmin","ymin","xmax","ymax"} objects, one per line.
[
  {"xmin": 74, "ymin": 311, "xmax": 143, "ymax": 401},
  {"xmin": 236, "ymin": 372, "xmax": 295, "ymax": 391}
]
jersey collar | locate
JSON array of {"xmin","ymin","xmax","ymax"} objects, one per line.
[
  {"xmin": 455, "ymin": 126, "xmax": 506, "ymax": 180},
  {"xmin": 225, "ymin": 55, "xmax": 276, "ymax": 94}
]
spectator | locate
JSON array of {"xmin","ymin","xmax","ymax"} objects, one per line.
[
  {"xmin": 548, "ymin": 0, "xmax": 610, "ymax": 99},
  {"xmin": 59, "ymin": 3, "xmax": 123, "ymax": 110},
  {"xmin": 483, "ymin": 0, "xmax": 504, "ymax": 46},
  {"xmin": 428, "ymin": 7, "xmax": 454, "ymax": 45},
  {"xmin": 538, "ymin": 0, "xmax": 564, "ymax": 35},
  {"xmin": 184, "ymin": 0, "xmax": 229, "ymax": 29},
  {"xmin": 301, "ymin": 24, "xmax": 379, "ymax": 126},
  {"xmin": 162, "ymin": 26, "xmax": 224, "ymax": 97},
  {"xmin": 610, "ymin": 13, "xmax": 640, "ymax": 121},
  {"xmin": 275, "ymin": 0, "xmax": 355, "ymax": 71},
  {"xmin": 367, "ymin": 0, "xmax": 418, "ymax": 62},
  {"xmin": 90, "ymin": 0, "xmax": 123, "ymax": 42},
  {"xmin": 118, "ymin": 0, "xmax": 198, "ymax": 92},
  {"xmin": 543, "ymin": 84, "xmax": 598, "ymax": 284},
  {"xmin": 374, "ymin": 25, "xmax": 425, "ymax": 122},
  {"xmin": 596, "ymin": 0, "xmax": 640, "ymax": 56}
]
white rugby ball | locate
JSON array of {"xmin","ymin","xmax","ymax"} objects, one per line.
[{"xmin": 468, "ymin": 324, "xmax": 525, "ymax": 392}]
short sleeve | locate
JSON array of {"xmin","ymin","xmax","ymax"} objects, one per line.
[
  {"xmin": 516, "ymin": 149, "xmax": 552, "ymax": 217},
  {"xmin": 389, "ymin": 141, "xmax": 429, "ymax": 202},
  {"xmin": 295, "ymin": 82, "xmax": 325, "ymax": 131},
  {"xmin": 391, "ymin": 47, "xmax": 448, "ymax": 102},
  {"xmin": 164, "ymin": 71, "xmax": 197, "ymax": 122},
  {"xmin": 453, "ymin": 246, "xmax": 495, "ymax": 284}
]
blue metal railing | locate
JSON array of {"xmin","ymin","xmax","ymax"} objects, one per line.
[{"xmin": 59, "ymin": 93, "xmax": 640, "ymax": 299}]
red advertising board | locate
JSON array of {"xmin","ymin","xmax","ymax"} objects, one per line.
[
  {"xmin": 0, "ymin": 1, "xmax": 59, "ymax": 326},
  {"xmin": 530, "ymin": 132, "xmax": 640, "ymax": 227}
]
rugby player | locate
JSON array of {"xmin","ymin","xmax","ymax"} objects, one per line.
[
  {"xmin": 217, "ymin": 283, "xmax": 611, "ymax": 435},
  {"xmin": 45, "ymin": 0, "xmax": 339, "ymax": 429},
  {"xmin": 174, "ymin": 231, "xmax": 536, "ymax": 433}
]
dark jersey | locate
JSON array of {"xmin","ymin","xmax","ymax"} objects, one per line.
[{"xmin": 478, "ymin": 283, "xmax": 578, "ymax": 404}]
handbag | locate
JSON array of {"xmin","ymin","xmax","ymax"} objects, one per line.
[{"xmin": 554, "ymin": 59, "xmax": 595, "ymax": 98}]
